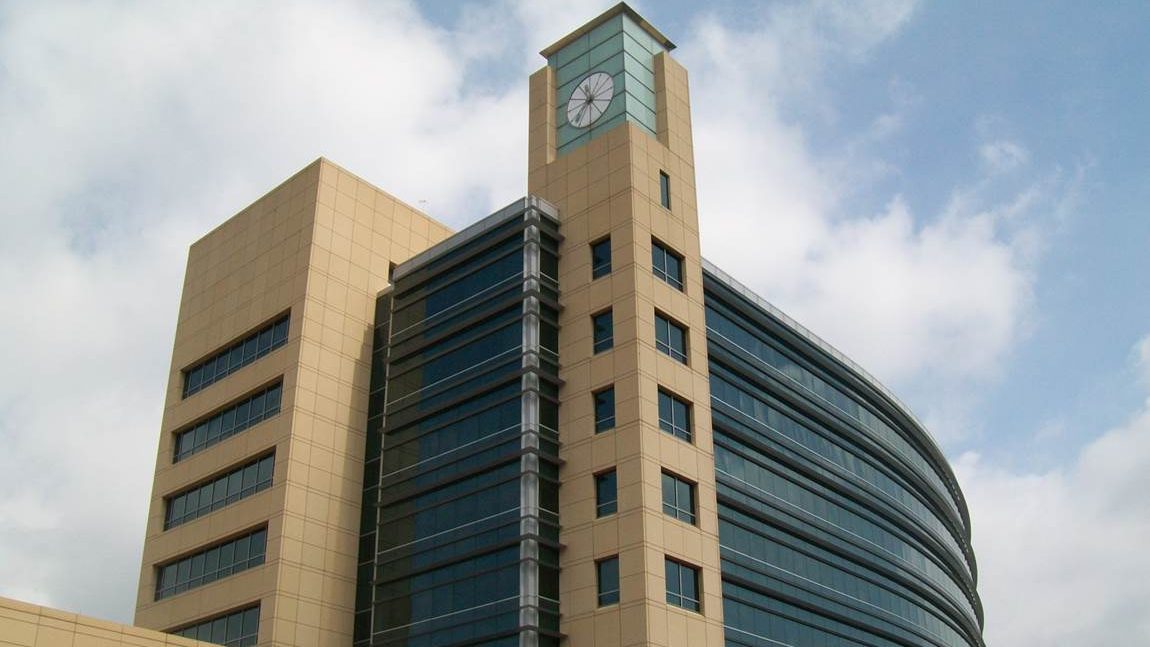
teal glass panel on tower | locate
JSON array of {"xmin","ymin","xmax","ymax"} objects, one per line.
[{"xmin": 543, "ymin": 5, "xmax": 675, "ymax": 156}]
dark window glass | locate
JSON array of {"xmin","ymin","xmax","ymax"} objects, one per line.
[
  {"xmin": 595, "ymin": 470, "xmax": 617, "ymax": 517},
  {"xmin": 165, "ymin": 453, "xmax": 275, "ymax": 529},
  {"xmin": 658, "ymin": 390, "xmax": 692, "ymax": 442},
  {"xmin": 173, "ymin": 382, "xmax": 282, "ymax": 462},
  {"xmin": 183, "ymin": 314, "xmax": 289, "ymax": 397},
  {"xmin": 661, "ymin": 472, "xmax": 696, "ymax": 524},
  {"xmin": 591, "ymin": 237, "xmax": 612, "ymax": 279},
  {"xmin": 170, "ymin": 605, "xmax": 260, "ymax": 647},
  {"xmin": 652, "ymin": 241, "xmax": 684, "ymax": 290},
  {"xmin": 594, "ymin": 387, "xmax": 616, "ymax": 432},
  {"xmin": 593, "ymin": 310, "xmax": 613, "ymax": 353},
  {"xmin": 659, "ymin": 171, "xmax": 671, "ymax": 209},
  {"xmin": 155, "ymin": 528, "xmax": 267, "ymax": 600},
  {"xmin": 665, "ymin": 559, "xmax": 700, "ymax": 611},
  {"xmin": 655, "ymin": 314, "xmax": 687, "ymax": 363},
  {"xmin": 597, "ymin": 557, "xmax": 620, "ymax": 606}
]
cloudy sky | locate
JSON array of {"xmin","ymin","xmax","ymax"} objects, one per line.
[{"xmin": 0, "ymin": 0, "xmax": 1147, "ymax": 644}]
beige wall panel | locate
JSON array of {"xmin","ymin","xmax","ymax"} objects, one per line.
[{"xmin": 136, "ymin": 158, "xmax": 452, "ymax": 646}]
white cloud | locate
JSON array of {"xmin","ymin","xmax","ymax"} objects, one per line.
[
  {"xmin": 957, "ymin": 339, "xmax": 1150, "ymax": 644},
  {"xmin": 682, "ymin": 1, "xmax": 1079, "ymax": 429},
  {"xmin": 0, "ymin": 0, "xmax": 535, "ymax": 622},
  {"xmin": 980, "ymin": 139, "xmax": 1030, "ymax": 174}
]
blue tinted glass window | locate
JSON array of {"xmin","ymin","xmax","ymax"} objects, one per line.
[
  {"xmin": 596, "ymin": 470, "xmax": 617, "ymax": 517},
  {"xmin": 658, "ymin": 390, "xmax": 691, "ymax": 442},
  {"xmin": 591, "ymin": 237, "xmax": 612, "ymax": 279},
  {"xmin": 155, "ymin": 528, "xmax": 267, "ymax": 600},
  {"xmin": 597, "ymin": 557, "xmax": 620, "ymax": 606},
  {"xmin": 594, "ymin": 387, "xmax": 616, "ymax": 432},
  {"xmin": 593, "ymin": 310, "xmax": 613, "ymax": 353},
  {"xmin": 165, "ymin": 453, "xmax": 275, "ymax": 529},
  {"xmin": 665, "ymin": 559, "xmax": 699, "ymax": 611},
  {"xmin": 662, "ymin": 472, "xmax": 696, "ymax": 525},
  {"xmin": 659, "ymin": 171, "xmax": 671, "ymax": 209},
  {"xmin": 173, "ymin": 382, "xmax": 282, "ymax": 462},
  {"xmin": 655, "ymin": 314, "xmax": 687, "ymax": 363},
  {"xmin": 652, "ymin": 241, "xmax": 684, "ymax": 290},
  {"xmin": 171, "ymin": 605, "xmax": 260, "ymax": 647},
  {"xmin": 183, "ymin": 314, "xmax": 289, "ymax": 397}
]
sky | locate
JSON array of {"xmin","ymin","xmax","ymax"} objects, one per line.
[{"xmin": 0, "ymin": 0, "xmax": 1147, "ymax": 644}]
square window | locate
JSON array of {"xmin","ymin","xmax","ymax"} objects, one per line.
[
  {"xmin": 665, "ymin": 558, "xmax": 700, "ymax": 612},
  {"xmin": 658, "ymin": 390, "xmax": 692, "ymax": 442},
  {"xmin": 655, "ymin": 313, "xmax": 688, "ymax": 363},
  {"xmin": 593, "ymin": 310, "xmax": 614, "ymax": 353},
  {"xmin": 660, "ymin": 171, "xmax": 671, "ymax": 209},
  {"xmin": 591, "ymin": 237, "xmax": 612, "ymax": 279},
  {"xmin": 594, "ymin": 387, "xmax": 616, "ymax": 433},
  {"xmin": 652, "ymin": 240, "xmax": 684, "ymax": 290},
  {"xmin": 595, "ymin": 470, "xmax": 617, "ymax": 517},
  {"xmin": 597, "ymin": 557, "xmax": 620, "ymax": 606},
  {"xmin": 662, "ymin": 472, "xmax": 697, "ymax": 525}
]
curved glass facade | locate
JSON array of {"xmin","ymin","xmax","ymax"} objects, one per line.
[{"xmin": 703, "ymin": 268, "xmax": 985, "ymax": 647}]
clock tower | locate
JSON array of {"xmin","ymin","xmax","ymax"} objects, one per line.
[{"xmin": 529, "ymin": 3, "xmax": 725, "ymax": 646}]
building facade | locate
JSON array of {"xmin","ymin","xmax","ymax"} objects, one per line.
[{"xmin": 1, "ymin": 4, "xmax": 989, "ymax": 647}]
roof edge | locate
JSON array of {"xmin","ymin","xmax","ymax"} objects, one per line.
[{"xmin": 540, "ymin": 2, "xmax": 675, "ymax": 58}]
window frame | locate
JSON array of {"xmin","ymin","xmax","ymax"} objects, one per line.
[
  {"xmin": 654, "ymin": 312, "xmax": 688, "ymax": 364},
  {"xmin": 661, "ymin": 471, "xmax": 697, "ymax": 525},
  {"xmin": 591, "ymin": 236, "xmax": 612, "ymax": 279},
  {"xmin": 597, "ymin": 556, "xmax": 621, "ymax": 606},
  {"xmin": 595, "ymin": 469, "xmax": 618, "ymax": 518},
  {"xmin": 593, "ymin": 386, "xmax": 616, "ymax": 433},
  {"xmin": 658, "ymin": 389, "xmax": 692, "ymax": 442},
  {"xmin": 652, "ymin": 239, "xmax": 684, "ymax": 291},
  {"xmin": 665, "ymin": 558, "xmax": 701, "ymax": 612},
  {"xmin": 659, "ymin": 171, "xmax": 671, "ymax": 209},
  {"xmin": 592, "ymin": 309, "xmax": 614, "ymax": 354}
]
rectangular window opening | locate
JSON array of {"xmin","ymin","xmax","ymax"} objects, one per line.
[
  {"xmin": 659, "ymin": 171, "xmax": 671, "ymax": 209},
  {"xmin": 595, "ymin": 470, "xmax": 617, "ymax": 517},
  {"xmin": 658, "ymin": 389, "xmax": 692, "ymax": 443},
  {"xmin": 661, "ymin": 471, "xmax": 697, "ymax": 525},
  {"xmin": 655, "ymin": 313, "xmax": 688, "ymax": 364},
  {"xmin": 652, "ymin": 240, "xmax": 684, "ymax": 291},
  {"xmin": 591, "ymin": 237, "xmax": 612, "ymax": 279},
  {"xmin": 592, "ymin": 310, "xmax": 614, "ymax": 354},
  {"xmin": 665, "ymin": 558, "xmax": 700, "ymax": 612},
  {"xmin": 597, "ymin": 556, "xmax": 620, "ymax": 606},
  {"xmin": 594, "ymin": 386, "xmax": 616, "ymax": 433}
]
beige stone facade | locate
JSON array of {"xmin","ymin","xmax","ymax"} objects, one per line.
[
  {"xmin": 133, "ymin": 159, "xmax": 451, "ymax": 646},
  {"xmin": 0, "ymin": 596, "xmax": 201, "ymax": 647},
  {"xmin": 529, "ymin": 17, "xmax": 726, "ymax": 647}
]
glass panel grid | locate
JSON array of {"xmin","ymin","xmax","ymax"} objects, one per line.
[
  {"xmin": 156, "ymin": 528, "xmax": 267, "ymax": 600},
  {"xmin": 591, "ymin": 237, "xmax": 612, "ymax": 279},
  {"xmin": 658, "ymin": 390, "xmax": 692, "ymax": 442},
  {"xmin": 665, "ymin": 558, "xmax": 700, "ymax": 611},
  {"xmin": 594, "ymin": 387, "xmax": 616, "ymax": 432},
  {"xmin": 170, "ymin": 605, "xmax": 260, "ymax": 647},
  {"xmin": 655, "ymin": 314, "xmax": 688, "ymax": 363},
  {"xmin": 183, "ymin": 315, "xmax": 289, "ymax": 398},
  {"xmin": 596, "ymin": 470, "xmax": 617, "ymax": 517},
  {"xmin": 593, "ymin": 310, "xmax": 614, "ymax": 353},
  {"xmin": 173, "ymin": 383, "xmax": 282, "ymax": 462},
  {"xmin": 652, "ymin": 241, "xmax": 684, "ymax": 290},
  {"xmin": 597, "ymin": 557, "xmax": 620, "ymax": 606},
  {"xmin": 165, "ymin": 454, "xmax": 275, "ymax": 529},
  {"xmin": 662, "ymin": 472, "xmax": 696, "ymax": 525}
]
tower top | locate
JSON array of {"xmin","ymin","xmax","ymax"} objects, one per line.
[{"xmin": 539, "ymin": 2, "xmax": 675, "ymax": 58}]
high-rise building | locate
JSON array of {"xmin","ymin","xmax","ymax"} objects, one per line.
[{"xmin": 0, "ymin": 4, "xmax": 984, "ymax": 647}]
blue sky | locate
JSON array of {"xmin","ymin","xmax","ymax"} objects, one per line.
[{"xmin": 0, "ymin": 1, "xmax": 1147, "ymax": 644}]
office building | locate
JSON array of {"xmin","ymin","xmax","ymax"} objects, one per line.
[{"xmin": 0, "ymin": 4, "xmax": 984, "ymax": 647}]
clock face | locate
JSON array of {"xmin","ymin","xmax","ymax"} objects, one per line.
[{"xmin": 566, "ymin": 72, "xmax": 614, "ymax": 128}]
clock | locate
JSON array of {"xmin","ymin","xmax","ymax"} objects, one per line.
[{"xmin": 566, "ymin": 72, "xmax": 614, "ymax": 128}]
